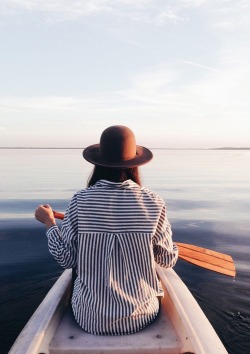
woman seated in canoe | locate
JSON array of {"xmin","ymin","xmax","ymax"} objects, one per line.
[{"xmin": 35, "ymin": 125, "xmax": 178, "ymax": 335}]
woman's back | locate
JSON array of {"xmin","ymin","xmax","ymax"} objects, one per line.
[{"xmin": 60, "ymin": 179, "xmax": 178, "ymax": 335}]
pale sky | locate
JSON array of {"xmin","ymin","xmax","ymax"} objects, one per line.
[{"xmin": 0, "ymin": 0, "xmax": 250, "ymax": 148}]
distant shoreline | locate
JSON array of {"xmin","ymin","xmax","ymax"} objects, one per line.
[
  {"xmin": 0, "ymin": 147, "xmax": 84, "ymax": 150},
  {"xmin": 0, "ymin": 147, "xmax": 250, "ymax": 150},
  {"xmin": 210, "ymin": 147, "xmax": 250, "ymax": 150}
]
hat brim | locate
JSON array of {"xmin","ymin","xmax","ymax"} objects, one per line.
[{"xmin": 83, "ymin": 144, "xmax": 153, "ymax": 168}]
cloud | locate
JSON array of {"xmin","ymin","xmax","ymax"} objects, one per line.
[
  {"xmin": 128, "ymin": 65, "xmax": 178, "ymax": 95},
  {"xmin": 0, "ymin": 0, "xmax": 193, "ymax": 25},
  {"xmin": 0, "ymin": 0, "xmax": 108, "ymax": 14},
  {"xmin": 0, "ymin": 94, "xmax": 133, "ymax": 116},
  {"xmin": 180, "ymin": 60, "xmax": 220, "ymax": 73},
  {"xmin": 1, "ymin": 0, "xmax": 249, "ymax": 31},
  {"xmin": 209, "ymin": 1, "xmax": 250, "ymax": 31},
  {"xmin": 0, "ymin": 96, "xmax": 82, "ymax": 112},
  {"xmin": 0, "ymin": 0, "xmax": 111, "ymax": 23}
]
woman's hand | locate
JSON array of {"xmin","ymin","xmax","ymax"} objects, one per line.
[{"xmin": 35, "ymin": 204, "xmax": 56, "ymax": 229}]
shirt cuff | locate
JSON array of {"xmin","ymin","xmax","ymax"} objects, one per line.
[{"xmin": 46, "ymin": 225, "xmax": 59, "ymax": 237}]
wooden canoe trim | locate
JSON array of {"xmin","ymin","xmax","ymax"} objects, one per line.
[{"xmin": 52, "ymin": 210, "xmax": 236, "ymax": 277}]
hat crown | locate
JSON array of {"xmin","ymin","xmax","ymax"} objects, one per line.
[
  {"xmin": 82, "ymin": 125, "xmax": 153, "ymax": 168},
  {"xmin": 100, "ymin": 125, "xmax": 136, "ymax": 163}
]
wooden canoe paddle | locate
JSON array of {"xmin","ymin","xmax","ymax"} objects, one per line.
[
  {"xmin": 52, "ymin": 210, "xmax": 236, "ymax": 277},
  {"xmin": 176, "ymin": 242, "xmax": 236, "ymax": 277}
]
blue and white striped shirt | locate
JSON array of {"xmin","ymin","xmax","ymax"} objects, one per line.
[{"xmin": 47, "ymin": 179, "xmax": 178, "ymax": 335}]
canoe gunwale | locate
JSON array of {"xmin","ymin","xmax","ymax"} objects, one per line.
[
  {"xmin": 156, "ymin": 266, "xmax": 228, "ymax": 354},
  {"xmin": 8, "ymin": 269, "xmax": 72, "ymax": 354}
]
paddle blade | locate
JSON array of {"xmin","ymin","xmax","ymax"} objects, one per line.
[{"xmin": 176, "ymin": 242, "xmax": 236, "ymax": 277}]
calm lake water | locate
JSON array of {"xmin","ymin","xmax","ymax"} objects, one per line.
[{"xmin": 0, "ymin": 149, "xmax": 249, "ymax": 354}]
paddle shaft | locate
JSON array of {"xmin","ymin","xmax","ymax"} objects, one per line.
[
  {"xmin": 52, "ymin": 210, "xmax": 236, "ymax": 277},
  {"xmin": 53, "ymin": 211, "xmax": 65, "ymax": 220}
]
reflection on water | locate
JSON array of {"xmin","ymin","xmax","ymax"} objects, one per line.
[{"xmin": 0, "ymin": 149, "xmax": 250, "ymax": 354}]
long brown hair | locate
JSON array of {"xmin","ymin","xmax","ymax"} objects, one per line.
[{"xmin": 87, "ymin": 166, "xmax": 141, "ymax": 187}]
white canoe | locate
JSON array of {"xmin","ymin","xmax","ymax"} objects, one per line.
[{"xmin": 9, "ymin": 266, "xmax": 228, "ymax": 354}]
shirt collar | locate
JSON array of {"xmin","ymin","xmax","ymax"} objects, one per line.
[{"xmin": 95, "ymin": 179, "xmax": 139, "ymax": 189}]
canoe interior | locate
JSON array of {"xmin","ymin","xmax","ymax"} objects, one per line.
[
  {"xmin": 49, "ymin": 287, "xmax": 182, "ymax": 354},
  {"xmin": 9, "ymin": 267, "xmax": 228, "ymax": 354}
]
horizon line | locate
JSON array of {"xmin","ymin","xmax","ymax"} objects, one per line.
[{"xmin": 0, "ymin": 147, "xmax": 250, "ymax": 150}]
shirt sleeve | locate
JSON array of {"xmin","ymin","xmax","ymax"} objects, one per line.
[
  {"xmin": 46, "ymin": 194, "xmax": 78, "ymax": 269},
  {"xmin": 152, "ymin": 203, "xmax": 178, "ymax": 268}
]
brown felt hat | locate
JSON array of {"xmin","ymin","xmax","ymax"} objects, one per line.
[{"xmin": 83, "ymin": 125, "xmax": 153, "ymax": 168}]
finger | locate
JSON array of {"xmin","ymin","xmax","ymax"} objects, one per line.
[{"xmin": 43, "ymin": 204, "xmax": 51, "ymax": 210}]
